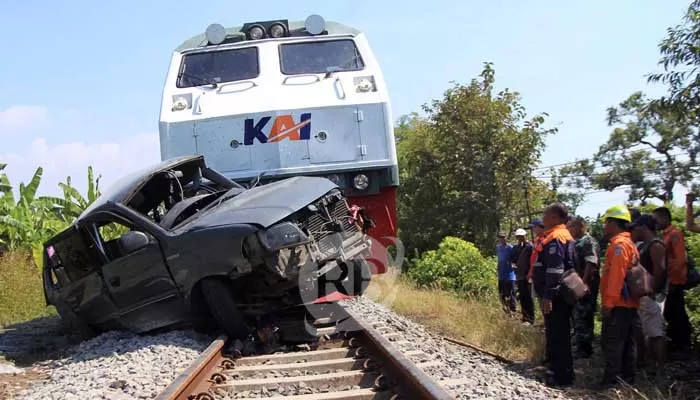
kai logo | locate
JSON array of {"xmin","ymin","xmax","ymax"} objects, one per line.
[{"xmin": 244, "ymin": 113, "xmax": 312, "ymax": 145}]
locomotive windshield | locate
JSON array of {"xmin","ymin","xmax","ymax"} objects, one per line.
[
  {"xmin": 176, "ymin": 47, "xmax": 259, "ymax": 88},
  {"xmin": 280, "ymin": 39, "xmax": 364, "ymax": 75}
]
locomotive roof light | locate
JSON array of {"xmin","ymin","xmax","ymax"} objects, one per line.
[
  {"xmin": 305, "ymin": 14, "xmax": 326, "ymax": 35},
  {"xmin": 269, "ymin": 22, "xmax": 286, "ymax": 38},
  {"xmin": 247, "ymin": 24, "xmax": 265, "ymax": 40},
  {"xmin": 205, "ymin": 23, "xmax": 227, "ymax": 45}
]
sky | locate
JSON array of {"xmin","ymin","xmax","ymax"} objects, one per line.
[{"xmin": 0, "ymin": 0, "xmax": 692, "ymax": 218}]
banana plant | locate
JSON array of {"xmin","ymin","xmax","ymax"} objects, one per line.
[
  {"xmin": 1, "ymin": 164, "xmax": 107, "ymax": 268},
  {"xmin": 40, "ymin": 166, "xmax": 103, "ymax": 222},
  {"xmin": 0, "ymin": 166, "xmax": 64, "ymax": 266}
]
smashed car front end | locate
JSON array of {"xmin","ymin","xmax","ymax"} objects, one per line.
[{"xmin": 241, "ymin": 187, "xmax": 372, "ymax": 303}]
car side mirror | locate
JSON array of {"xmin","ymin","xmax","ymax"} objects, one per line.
[{"xmin": 118, "ymin": 231, "xmax": 150, "ymax": 254}]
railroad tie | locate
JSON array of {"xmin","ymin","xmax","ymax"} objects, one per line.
[{"xmin": 213, "ymin": 370, "xmax": 379, "ymax": 392}]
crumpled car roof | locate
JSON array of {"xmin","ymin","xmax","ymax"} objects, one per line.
[{"xmin": 78, "ymin": 155, "xmax": 204, "ymax": 221}]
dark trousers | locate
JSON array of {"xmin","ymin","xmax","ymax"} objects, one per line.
[
  {"xmin": 498, "ymin": 280, "xmax": 517, "ymax": 312},
  {"xmin": 664, "ymin": 284, "xmax": 692, "ymax": 349},
  {"xmin": 516, "ymin": 279, "xmax": 535, "ymax": 323},
  {"xmin": 601, "ymin": 307, "xmax": 642, "ymax": 385},
  {"xmin": 573, "ymin": 276, "xmax": 599, "ymax": 354},
  {"xmin": 544, "ymin": 295, "xmax": 574, "ymax": 385}
]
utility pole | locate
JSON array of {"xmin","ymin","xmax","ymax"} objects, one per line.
[{"xmin": 523, "ymin": 179, "xmax": 534, "ymax": 241}]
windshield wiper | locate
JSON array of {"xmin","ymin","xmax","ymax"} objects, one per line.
[
  {"xmin": 249, "ymin": 171, "xmax": 267, "ymax": 189},
  {"xmin": 179, "ymin": 72, "xmax": 218, "ymax": 88},
  {"xmin": 324, "ymin": 53, "xmax": 362, "ymax": 78}
]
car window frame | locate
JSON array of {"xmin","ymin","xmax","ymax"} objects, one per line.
[{"xmin": 79, "ymin": 209, "xmax": 160, "ymax": 266}]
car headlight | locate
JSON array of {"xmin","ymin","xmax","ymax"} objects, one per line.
[
  {"xmin": 353, "ymin": 174, "xmax": 369, "ymax": 190},
  {"xmin": 172, "ymin": 94, "xmax": 192, "ymax": 111},
  {"xmin": 258, "ymin": 222, "xmax": 311, "ymax": 251}
]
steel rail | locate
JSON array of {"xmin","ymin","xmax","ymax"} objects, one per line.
[
  {"xmin": 155, "ymin": 335, "xmax": 228, "ymax": 400},
  {"xmin": 342, "ymin": 308, "xmax": 455, "ymax": 400}
]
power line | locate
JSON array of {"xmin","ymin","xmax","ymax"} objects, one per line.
[
  {"xmin": 533, "ymin": 150, "xmax": 693, "ymax": 180},
  {"xmin": 532, "ymin": 145, "xmax": 692, "ymax": 172}
]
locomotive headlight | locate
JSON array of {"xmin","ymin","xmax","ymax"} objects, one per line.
[
  {"xmin": 354, "ymin": 76, "xmax": 376, "ymax": 93},
  {"xmin": 269, "ymin": 23, "xmax": 286, "ymax": 38},
  {"xmin": 353, "ymin": 174, "xmax": 369, "ymax": 190},
  {"xmin": 248, "ymin": 25, "xmax": 265, "ymax": 40},
  {"xmin": 171, "ymin": 94, "xmax": 192, "ymax": 111}
]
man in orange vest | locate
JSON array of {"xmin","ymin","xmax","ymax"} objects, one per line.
[
  {"xmin": 652, "ymin": 206, "xmax": 692, "ymax": 353},
  {"xmin": 599, "ymin": 205, "xmax": 642, "ymax": 387},
  {"xmin": 532, "ymin": 204, "xmax": 576, "ymax": 387}
]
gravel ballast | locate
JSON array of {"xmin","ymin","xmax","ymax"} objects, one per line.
[
  {"xmin": 13, "ymin": 329, "xmax": 213, "ymax": 400},
  {"xmin": 341, "ymin": 296, "xmax": 582, "ymax": 400},
  {"xmin": 2, "ymin": 296, "xmax": 590, "ymax": 400}
]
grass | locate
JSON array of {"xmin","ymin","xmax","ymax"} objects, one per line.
[
  {"xmin": 364, "ymin": 270, "xmax": 544, "ymax": 363},
  {"xmin": 0, "ymin": 251, "xmax": 55, "ymax": 328},
  {"xmin": 364, "ymin": 271, "xmax": 699, "ymax": 400}
]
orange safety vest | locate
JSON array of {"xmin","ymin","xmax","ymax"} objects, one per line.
[
  {"xmin": 663, "ymin": 225, "xmax": 688, "ymax": 286},
  {"xmin": 601, "ymin": 232, "xmax": 640, "ymax": 309}
]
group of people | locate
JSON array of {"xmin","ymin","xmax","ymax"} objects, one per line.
[{"xmin": 495, "ymin": 201, "xmax": 695, "ymax": 388}]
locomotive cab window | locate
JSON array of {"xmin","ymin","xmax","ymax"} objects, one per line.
[
  {"xmin": 279, "ymin": 39, "xmax": 365, "ymax": 75},
  {"xmin": 177, "ymin": 47, "xmax": 259, "ymax": 88}
]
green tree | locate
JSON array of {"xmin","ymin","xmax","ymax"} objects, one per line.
[
  {"xmin": 648, "ymin": 0, "xmax": 700, "ymax": 121},
  {"xmin": 396, "ymin": 63, "xmax": 557, "ymax": 255},
  {"xmin": 558, "ymin": 91, "xmax": 699, "ymax": 203}
]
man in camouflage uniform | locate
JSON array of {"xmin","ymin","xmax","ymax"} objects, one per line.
[{"xmin": 566, "ymin": 215, "xmax": 600, "ymax": 358}]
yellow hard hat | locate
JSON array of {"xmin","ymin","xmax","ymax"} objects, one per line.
[{"xmin": 601, "ymin": 205, "xmax": 632, "ymax": 222}]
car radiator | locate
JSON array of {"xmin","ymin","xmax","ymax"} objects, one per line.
[{"xmin": 304, "ymin": 195, "xmax": 360, "ymax": 259}]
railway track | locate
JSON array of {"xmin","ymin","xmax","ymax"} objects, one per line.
[{"xmin": 155, "ymin": 306, "xmax": 464, "ymax": 400}]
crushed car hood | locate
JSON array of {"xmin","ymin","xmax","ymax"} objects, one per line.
[{"xmin": 176, "ymin": 176, "xmax": 338, "ymax": 230}]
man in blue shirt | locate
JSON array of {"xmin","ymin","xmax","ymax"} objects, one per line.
[{"xmin": 497, "ymin": 232, "xmax": 516, "ymax": 313}]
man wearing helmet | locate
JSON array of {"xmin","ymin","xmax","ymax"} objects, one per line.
[
  {"xmin": 511, "ymin": 228, "xmax": 535, "ymax": 325},
  {"xmin": 599, "ymin": 205, "xmax": 642, "ymax": 387}
]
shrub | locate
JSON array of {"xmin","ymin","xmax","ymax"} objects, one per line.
[{"xmin": 408, "ymin": 236, "xmax": 495, "ymax": 297}]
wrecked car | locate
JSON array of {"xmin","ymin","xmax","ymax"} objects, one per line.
[{"xmin": 42, "ymin": 155, "xmax": 373, "ymax": 341}]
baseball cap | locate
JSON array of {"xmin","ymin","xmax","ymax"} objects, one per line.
[
  {"xmin": 628, "ymin": 214, "xmax": 656, "ymax": 231},
  {"xmin": 515, "ymin": 228, "xmax": 527, "ymax": 236},
  {"xmin": 497, "ymin": 231, "xmax": 507, "ymax": 238},
  {"xmin": 529, "ymin": 218, "xmax": 544, "ymax": 228}
]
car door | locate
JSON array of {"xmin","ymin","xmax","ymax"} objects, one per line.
[
  {"xmin": 84, "ymin": 211, "xmax": 184, "ymax": 332},
  {"xmin": 43, "ymin": 225, "xmax": 120, "ymax": 328}
]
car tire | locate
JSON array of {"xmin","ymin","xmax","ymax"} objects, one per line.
[
  {"xmin": 53, "ymin": 301, "xmax": 97, "ymax": 341},
  {"xmin": 200, "ymin": 278, "xmax": 250, "ymax": 340}
]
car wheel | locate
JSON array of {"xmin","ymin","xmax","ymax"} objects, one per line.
[
  {"xmin": 53, "ymin": 301, "xmax": 97, "ymax": 341},
  {"xmin": 200, "ymin": 278, "xmax": 250, "ymax": 340}
]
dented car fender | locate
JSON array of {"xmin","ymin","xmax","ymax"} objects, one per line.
[{"xmin": 163, "ymin": 224, "xmax": 262, "ymax": 306}]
